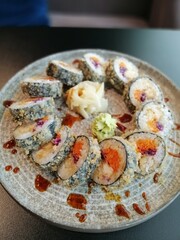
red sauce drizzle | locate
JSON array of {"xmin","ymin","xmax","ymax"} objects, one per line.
[
  {"xmin": 153, "ymin": 172, "xmax": 160, "ymax": 183},
  {"xmin": 133, "ymin": 203, "xmax": 145, "ymax": 215},
  {"xmin": 35, "ymin": 175, "xmax": 51, "ymax": 192},
  {"xmin": 116, "ymin": 122, "xmax": 126, "ymax": 132},
  {"xmin": 75, "ymin": 213, "xmax": 87, "ymax": 223},
  {"xmin": 169, "ymin": 138, "xmax": 180, "ymax": 147},
  {"xmin": 3, "ymin": 139, "xmax": 16, "ymax": 149},
  {"xmin": 13, "ymin": 167, "xmax": 20, "ymax": 174},
  {"xmin": 11, "ymin": 149, "xmax": 17, "ymax": 154},
  {"xmin": 125, "ymin": 190, "xmax": 130, "ymax": 198},
  {"xmin": 168, "ymin": 152, "xmax": 180, "ymax": 158},
  {"xmin": 5, "ymin": 165, "xmax": 12, "ymax": 171},
  {"xmin": 119, "ymin": 113, "xmax": 132, "ymax": 123},
  {"xmin": 164, "ymin": 97, "xmax": 169, "ymax": 103},
  {"xmin": 142, "ymin": 192, "xmax": 147, "ymax": 201},
  {"xmin": 174, "ymin": 123, "xmax": 180, "ymax": 130},
  {"xmin": 115, "ymin": 204, "xmax": 130, "ymax": 219},
  {"xmin": 88, "ymin": 181, "xmax": 96, "ymax": 194},
  {"xmin": 145, "ymin": 202, "xmax": 151, "ymax": 211},
  {"xmin": 67, "ymin": 193, "xmax": 87, "ymax": 210},
  {"xmin": 3, "ymin": 100, "xmax": 15, "ymax": 108},
  {"xmin": 62, "ymin": 113, "xmax": 82, "ymax": 128}
]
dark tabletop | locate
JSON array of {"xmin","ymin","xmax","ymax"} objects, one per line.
[{"xmin": 0, "ymin": 28, "xmax": 180, "ymax": 240}]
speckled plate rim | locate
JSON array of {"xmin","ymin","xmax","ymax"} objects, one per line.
[{"xmin": 0, "ymin": 49, "xmax": 180, "ymax": 233}]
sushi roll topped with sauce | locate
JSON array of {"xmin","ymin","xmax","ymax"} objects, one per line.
[
  {"xmin": 9, "ymin": 97, "xmax": 55, "ymax": 123},
  {"xmin": 78, "ymin": 53, "xmax": 106, "ymax": 82},
  {"xmin": 137, "ymin": 101, "xmax": 174, "ymax": 137},
  {"xmin": 106, "ymin": 57, "xmax": 139, "ymax": 94},
  {"xmin": 46, "ymin": 60, "xmax": 83, "ymax": 86},
  {"xmin": 124, "ymin": 76, "xmax": 163, "ymax": 113},
  {"xmin": 21, "ymin": 75, "xmax": 63, "ymax": 98},
  {"xmin": 126, "ymin": 131, "xmax": 166, "ymax": 175}
]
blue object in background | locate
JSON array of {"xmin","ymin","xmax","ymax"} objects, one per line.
[{"xmin": 0, "ymin": 0, "xmax": 49, "ymax": 26}]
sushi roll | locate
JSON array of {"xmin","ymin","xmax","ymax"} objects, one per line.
[
  {"xmin": 124, "ymin": 76, "xmax": 163, "ymax": 113},
  {"xmin": 13, "ymin": 116, "xmax": 60, "ymax": 153},
  {"xmin": 46, "ymin": 60, "xmax": 83, "ymax": 86},
  {"xmin": 21, "ymin": 75, "xmax": 63, "ymax": 98},
  {"xmin": 32, "ymin": 126, "xmax": 75, "ymax": 172},
  {"xmin": 57, "ymin": 136, "xmax": 100, "ymax": 186},
  {"xmin": 137, "ymin": 101, "xmax": 174, "ymax": 137},
  {"xmin": 106, "ymin": 57, "xmax": 139, "ymax": 94},
  {"xmin": 9, "ymin": 97, "xmax": 55, "ymax": 123},
  {"xmin": 92, "ymin": 138, "xmax": 127, "ymax": 185},
  {"xmin": 126, "ymin": 131, "xmax": 166, "ymax": 175},
  {"xmin": 78, "ymin": 53, "xmax": 106, "ymax": 82}
]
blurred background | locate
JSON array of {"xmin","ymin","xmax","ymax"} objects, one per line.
[{"xmin": 0, "ymin": 0, "xmax": 180, "ymax": 28}]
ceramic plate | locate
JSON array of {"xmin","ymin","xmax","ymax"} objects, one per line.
[{"xmin": 0, "ymin": 49, "xmax": 180, "ymax": 232}]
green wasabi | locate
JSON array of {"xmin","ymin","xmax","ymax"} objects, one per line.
[{"xmin": 92, "ymin": 113, "xmax": 117, "ymax": 141}]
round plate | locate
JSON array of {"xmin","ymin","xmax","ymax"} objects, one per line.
[{"xmin": 0, "ymin": 49, "xmax": 180, "ymax": 233}]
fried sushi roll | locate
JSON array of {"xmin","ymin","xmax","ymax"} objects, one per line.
[
  {"xmin": 31, "ymin": 126, "xmax": 74, "ymax": 172},
  {"xmin": 21, "ymin": 75, "xmax": 63, "ymax": 98},
  {"xmin": 126, "ymin": 131, "xmax": 166, "ymax": 175},
  {"xmin": 9, "ymin": 97, "xmax": 55, "ymax": 123},
  {"xmin": 92, "ymin": 138, "xmax": 127, "ymax": 185},
  {"xmin": 137, "ymin": 101, "xmax": 174, "ymax": 137},
  {"xmin": 124, "ymin": 76, "xmax": 163, "ymax": 113},
  {"xmin": 46, "ymin": 60, "xmax": 83, "ymax": 86},
  {"xmin": 13, "ymin": 116, "xmax": 60, "ymax": 153},
  {"xmin": 78, "ymin": 53, "xmax": 106, "ymax": 82},
  {"xmin": 57, "ymin": 136, "xmax": 100, "ymax": 186},
  {"xmin": 106, "ymin": 57, "xmax": 139, "ymax": 94}
]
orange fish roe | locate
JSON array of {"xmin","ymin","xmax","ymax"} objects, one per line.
[
  {"xmin": 72, "ymin": 140, "xmax": 84, "ymax": 163},
  {"xmin": 147, "ymin": 119, "xmax": 159, "ymax": 132},
  {"xmin": 102, "ymin": 148, "xmax": 120, "ymax": 172},
  {"xmin": 134, "ymin": 90, "xmax": 142, "ymax": 101},
  {"xmin": 136, "ymin": 139, "xmax": 157, "ymax": 155}
]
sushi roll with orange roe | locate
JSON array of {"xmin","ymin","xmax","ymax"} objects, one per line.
[
  {"xmin": 58, "ymin": 136, "xmax": 101, "ymax": 187},
  {"xmin": 126, "ymin": 131, "xmax": 166, "ymax": 175}
]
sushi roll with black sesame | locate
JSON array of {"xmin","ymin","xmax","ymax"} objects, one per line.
[
  {"xmin": 124, "ymin": 76, "xmax": 163, "ymax": 113},
  {"xmin": 137, "ymin": 101, "xmax": 174, "ymax": 137},
  {"xmin": 9, "ymin": 97, "xmax": 55, "ymax": 123},
  {"xmin": 126, "ymin": 131, "xmax": 166, "ymax": 175},
  {"xmin": 57, "ymin": 136, "xmax": 100, "ymax": 187},
  {"xmin": 46, "ymin": 60, "xmax": 83, "ymax": 86},
  {"xmin": 31, "ymin": 126, "xmax": 75, "ymax": 172},
  {"xmin": 92, "ymin": 138, "xmax": 127, "ymax": 185},
  {"xmin": 13, "ymin": 116, "xmax": 60, "ymax": 153},
  {"xmin": 106, "ymin": 57, "xmax": 139, "ymax": 94},
  {"xmin": 21, "ymin": 75, "xmax": 63, "ymax": 98},
  {"xmin": 78, "ymin": 53, "xmax": 106, "ymax": 82}
]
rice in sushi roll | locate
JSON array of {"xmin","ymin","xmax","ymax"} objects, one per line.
[
  {"xmin": 46, "ymin": 60, "xmax": 83, "ymax": 86},
  {"xmin": 78, "ymin": 53, "xmax": 106, "ymax": 82},
  {"xmin": 32, "ymin": 126, "xmax": 74, "ymax": 172},
  {"xmin": 58, "ymin": 136, "xmax": 101, "ymax": 187},
  {"xmin": 9, "ymin": 97, "xmax": 55, "ymax": 123},
  {"xmin": 92, "ymin": 137, "xmax": 127, "ymax": 185},
  {"xmin": 106, "ymin": 57, "xmax": 139, "ymax": 94},
  {"xmin": 126, "ymin": 131, "xmax": 166, "ymax": 175},
  {"xmin": 13, "ymin": 116, "xmax": 60, "ymax": 153},
  {"xmin": 137, "ymin": 101, "xmax": 173, "ymax": 137},
  {"xmin": 124, "ymin": 76, "xmax": 163, "ymax": 113},
  {"xmin": 21, "ymin": 75, "xmax": 63, "ymax": 98}
]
